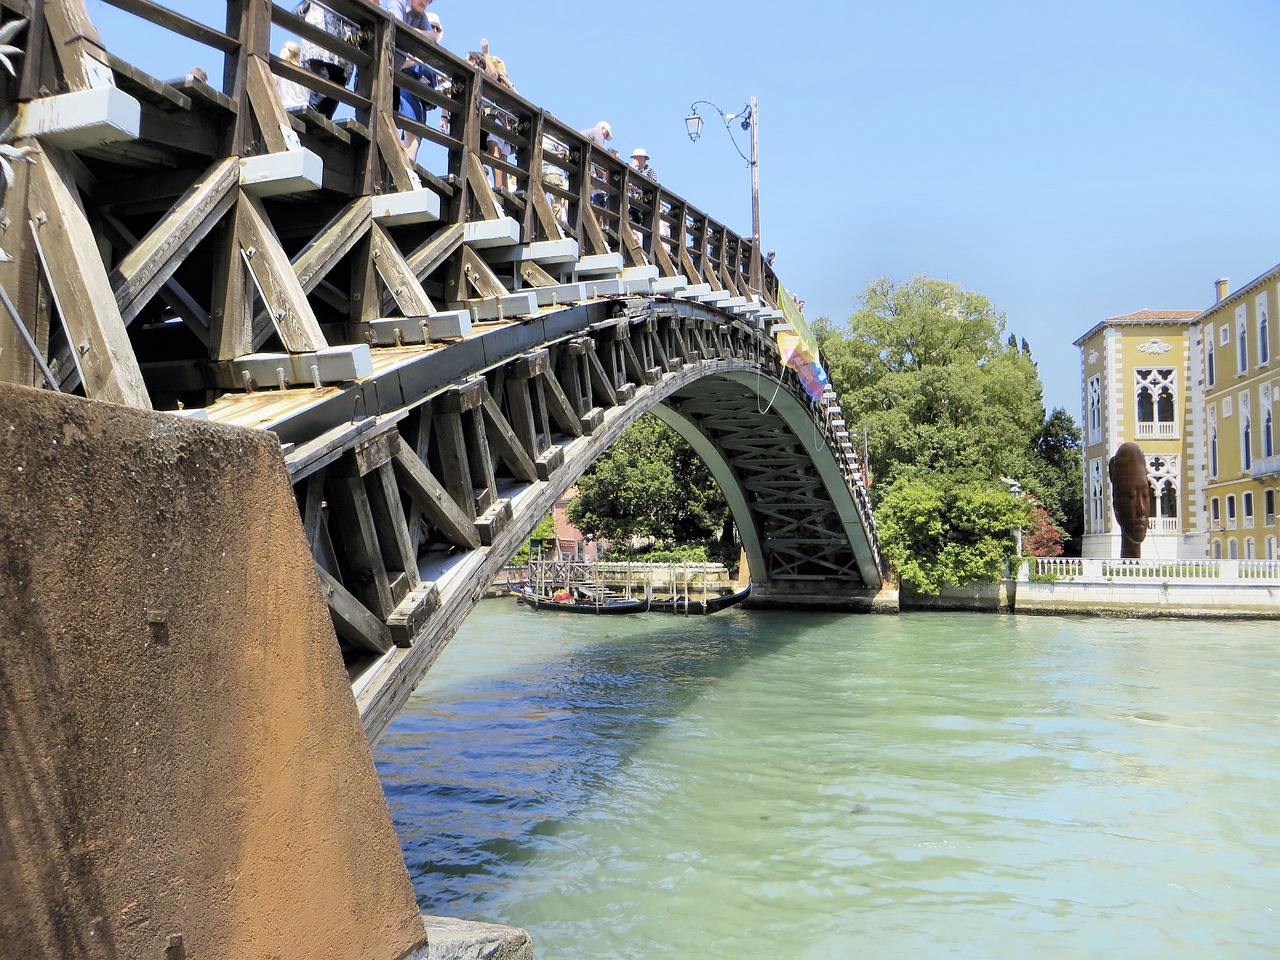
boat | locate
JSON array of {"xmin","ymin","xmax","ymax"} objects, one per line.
[
  {"xmin": 648, "ymin": 584, "xmax": 751, "ymax": 615},
  {"xmin": 509, "ymin": 583, "xmax": 650, "ymax": 614}
]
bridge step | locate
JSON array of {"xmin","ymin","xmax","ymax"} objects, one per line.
[
  {"xmin": 220, "ymin": 345, "xmax": 373, "ymax": 390},
  {"xmin": 17, "ymin": 86, "xmax": 141, "ymax": 148},
  {"xmin": 351, "ymin": 311, "xmax": 473, "ymax": 345},
  {"xmin": 241, "ymin": 149, "xmax": 323, "ymax": 197},
  {"xmin": 475, "ymin": 500, "xmax": 514, "ymax": 546},
  {"xmin": 387, "ymin": 583, "xmax": 442, "ymax": 647},
  {"xmin": 371, "ymin": 188, "xmax": 442, "ymax": 225}
]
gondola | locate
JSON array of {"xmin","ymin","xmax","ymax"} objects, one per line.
[
  {"xmin": 647, "ymin": 584, "xmax": 751, "ymax": 615},
  {"xmin": 509, "ymin": 583, "xmax": 650, "ymax": 614}
]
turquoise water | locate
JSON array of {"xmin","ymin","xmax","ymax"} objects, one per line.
[{"xmin": 375, "ymin": 602, "xmax": 1280, "ymax": 959}]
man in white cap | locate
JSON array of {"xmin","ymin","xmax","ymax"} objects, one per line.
[
  {"xmin": 580, "ymin": 120, "xmax": 613, "ymax": 149},
  {"xmin": 630, "ymin": 147, "xmax": 658, "ymax": 182}
]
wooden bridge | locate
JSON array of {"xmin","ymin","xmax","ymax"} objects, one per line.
[{"xmin": 0, "ymin": 0, "xmax": 884, "ymax": 742}]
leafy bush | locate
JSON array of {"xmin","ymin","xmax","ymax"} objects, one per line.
[{"xmin": 875, "ymin": 477, "xmax": 1032, "ymax": 594}]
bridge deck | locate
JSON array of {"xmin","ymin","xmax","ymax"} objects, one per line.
[{"xmin": 0, "ymin": 0, "xmax": 887, "ymax": 740}]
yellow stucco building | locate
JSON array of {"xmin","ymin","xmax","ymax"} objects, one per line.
[
  {"xmin": 1199, "ymin": 268, "xmax": 1280, "ymax": 560},
  {"xmin": 1075, "ymin": 310, "xmax": 1203, "ymax": 559},
  {"xmin": 1077, "ymin": 267, "xmax": 1280, "ymax": 560}
]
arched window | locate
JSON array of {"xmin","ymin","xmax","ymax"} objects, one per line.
[
  {"xmin": 1211, "ymin": 429, "xmax": 1218, "ymax": 477},
  {"xmin": 1239, "ymin": 316, "xmax": 1249, "ymax": 372},
  {"xmin": 1244, "ymin": 417, "xmax": 1253, "ymax": 471},
  {"xmin": 1262, "ymin": 312, "xmax": 1271, "ymax": 365},
  {"xmin": 1159, "ymin": 480, "xmax": 1178, "ymax": 519},
  {"xmin": 1229, "ymin": 538, "xmax": 1239, "ymax": 559},
  {"xmin": 1265, "ymin": 411, "xmax": 1274, "ymax": 459},
  {"xmin": 1136, "ymin": 386, "xmax": 1154, "ymax": 423},
  {"xmin": 1157, "ymin": 386, "xmax": 1175, "ymax": 423},
  {"xmin": 1212, "ymin": 539, "xmax": 1222, "ymax": 559},
  {"xmin": 1208, "ymin": 336, "xmax": 1216, "ymax": 386},
  {"xmin": 1267, "ymin": 536, "xmax": 1277, "ymax": 560},
  {"xmin": 1245, "ymin": 538, "xmax": 1256, "ymax": 560}
]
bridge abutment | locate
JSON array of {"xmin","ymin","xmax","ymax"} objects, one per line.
[{"xmin": 0, "ymin": 382, "xmax": 433, "ymax": 959}]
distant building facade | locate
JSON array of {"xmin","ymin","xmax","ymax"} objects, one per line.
[
  {"xmin": 1075, "ymin": 310, "xmax": 1204, "ymax": 559},
  {"xmin": 1076, "ymin": 266, "xmax": 1280, "ymax": 560},
  {"xmin": 1198, "ymin": 268, "xmax": 1280, "ymax": 561}
]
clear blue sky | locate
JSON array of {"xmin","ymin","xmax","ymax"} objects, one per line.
[{"xmin": 90, "ymin": 0, "xmax": 1280, "ymax": 417}]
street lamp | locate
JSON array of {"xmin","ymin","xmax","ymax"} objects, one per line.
[
  {"xmin": 1001, "ymin": 477, "xmax": 1024, "ymax": 557},
  {"xmin": 684, "ymin": 96, "xmax": 762, "ymax": 290}
]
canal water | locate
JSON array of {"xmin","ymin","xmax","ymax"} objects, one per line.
[{"xmin": 375, "ymin": 601, "xmax": 1280, "ymax": 959}]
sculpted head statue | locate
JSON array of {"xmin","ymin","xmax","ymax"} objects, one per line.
[{"xmin": 1108, "ymin": 441, "xmax": 1150, "ymax": 559}]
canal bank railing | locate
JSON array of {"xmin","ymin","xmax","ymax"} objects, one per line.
[{"xmin": 1025, "ymin": 558, "xmax": 1280, "ymax": 584}]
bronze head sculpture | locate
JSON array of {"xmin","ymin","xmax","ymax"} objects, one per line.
[{"xmin": 1109, "ymin": 441, "xmax": 1150, "ymax": 559}]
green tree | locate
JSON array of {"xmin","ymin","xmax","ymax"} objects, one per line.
[
  {"xmin": 567, "ymin": 414, "xmax": 730, "ymax": 548},
  {"xmin": 510, "ymin": 512, "xmax": 557, "ymax": 565},
  {"xmin": 1004, "ymin": 407, "xmax": 1084, "ymax": 555},
  {"xmin": 815, "ymin": 276, "xmax": 1045, "ymax": 489},
  {"xmin": 875, "ymin": 477, "xmax": 1033, "ymax": 594}
]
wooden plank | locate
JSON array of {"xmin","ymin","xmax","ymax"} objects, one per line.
[
  {"xmin": 620, "ymin": 215, "xmax": 646, "ymax": 268},
  {"xmin": 302, "ymin": 471, "xmax": 328, "ymax": 565},
  {"xmin": 377, "ymin": 110, "xmax": 417, "ymax": 193},
  {"xmin": 328, "ymin": 461, "xmax": 395, "ymax": 618},
  {"xmin": 406, "ymin": 223, "xmax": 465, "ymax": 280},
  {"xmin": 44, "ymin": 0, "xmax": 115, "ymax": 90},
  {"xmin": 502, "ymin": 375, "xmax": 540, "ymax": 459},
  {"xmin": 26, "ymin": 148, "xmax": 151, "ymax": 408},
  {"xmin": 480, "ymin": 393, "xmax": 539, "ymax": 482},
  {"xmin": 465, "ymin": 151, "xmax": 501, "ymax": 222},
  {"xmin": 245, "ymin": 55, "xmax": 293, "ymax": 154},
  {"xmin": 463, "ymin": 410, "xmax": 496, "ymax": 515},
  {"xmin": 432, "ymin": 408, "xmax": 476, "ymax": 520},
  {"xmin": 371, "ymin": 222, "xmax": 435, "ymax": 317},
  {"xmin": 459, "ymin": 246, "xmax": 509, "ymax": 301},
  {"xmin": 518, "ymin": 260, "xmax": 557, "ymax": 289},
  {"xmin": 390, "ymin": 435, "xmax": 481, "ymax": 549},
  {"xmin": 210, "ymin": 195, "xmax": 253, "ymax": 359},
  {"xmin": 103, "ymin": 52, "xmax": 191, "ymax": 110},
  {"xmin": 98, "ymin": 0, "xmax": 240, "ymax": 52},
  {"xmin": 539, "ymin": 368, "xmax": 584, "ymax": 437},
  {"xmin": 292, "ymin": 198, "xmax": 372, "ymax": 293},
  {"xmin": 237, "ymin": 192, "xmax": 328, "ymax": 351},
  {"xmin": 585, "ymin": 348, "xmax": 618, "ymax": 406},
  {"xmin": 110, "ymin": 158, "xmax": 239, "ymax": 325},
  {"xmin": 368, "ymin": 461, "xmax": 419, "ymax": 595},
  {"xmin": 317, "ymin": 566, "xmax": 393, "ymax": 655}
]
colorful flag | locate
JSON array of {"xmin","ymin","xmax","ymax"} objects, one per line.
[{"xmin": 773, "ymin": 287, "xmax": 829, "ymax": 400}]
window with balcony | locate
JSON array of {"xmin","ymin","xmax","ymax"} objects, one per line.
[
  {"xmin": 1244, "ymin": 491, "xmax": 1255, "ymax": 528},
  {"xmin": 1227, "ymin": 494, "xmax": 1237, "ymax": 530},
  {"xmin": 1134, "ymin": 369, "xmax": 1177, "ymax": 438},
  {"xmin": 1144, "ymin": 455, "xmax": 1180, "ymax": 532},
  {"xmin": 1266, "ymin": 489, "xmax": 1276, "ymax": 526},
  {"xmin": 1211, "ymin": 496, "xmax": 1221, "ymax": 530}
]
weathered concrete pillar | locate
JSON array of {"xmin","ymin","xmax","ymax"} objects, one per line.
[{"xmin": 0, "ymin": 383, "xmax": 428, "ymax": 959}]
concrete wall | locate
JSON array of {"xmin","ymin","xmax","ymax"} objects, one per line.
[
  {"xmin": 1016, "ymin": 579, "xmax": 1280, "ymax": 618},
  {"xmin": 901, "ymin": 580, "xmax": 1014, "ymax": 613},
  {"xmin": 0, "ymin": 384, "xmax": 428, "ymax": 960}
]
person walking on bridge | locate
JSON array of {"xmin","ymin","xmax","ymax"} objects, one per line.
[{"xmin": 390, "ymin": 0, "xmax": 443, "ymax": 160}]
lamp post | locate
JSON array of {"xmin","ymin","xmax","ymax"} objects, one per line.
[
  {"xmin": 685, "ymin": 96, "xmax": 761, "ymax": 290},
  {"xmin": 1001, "ymin": 477, "xmax": 1024, "ymax": 558}
]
